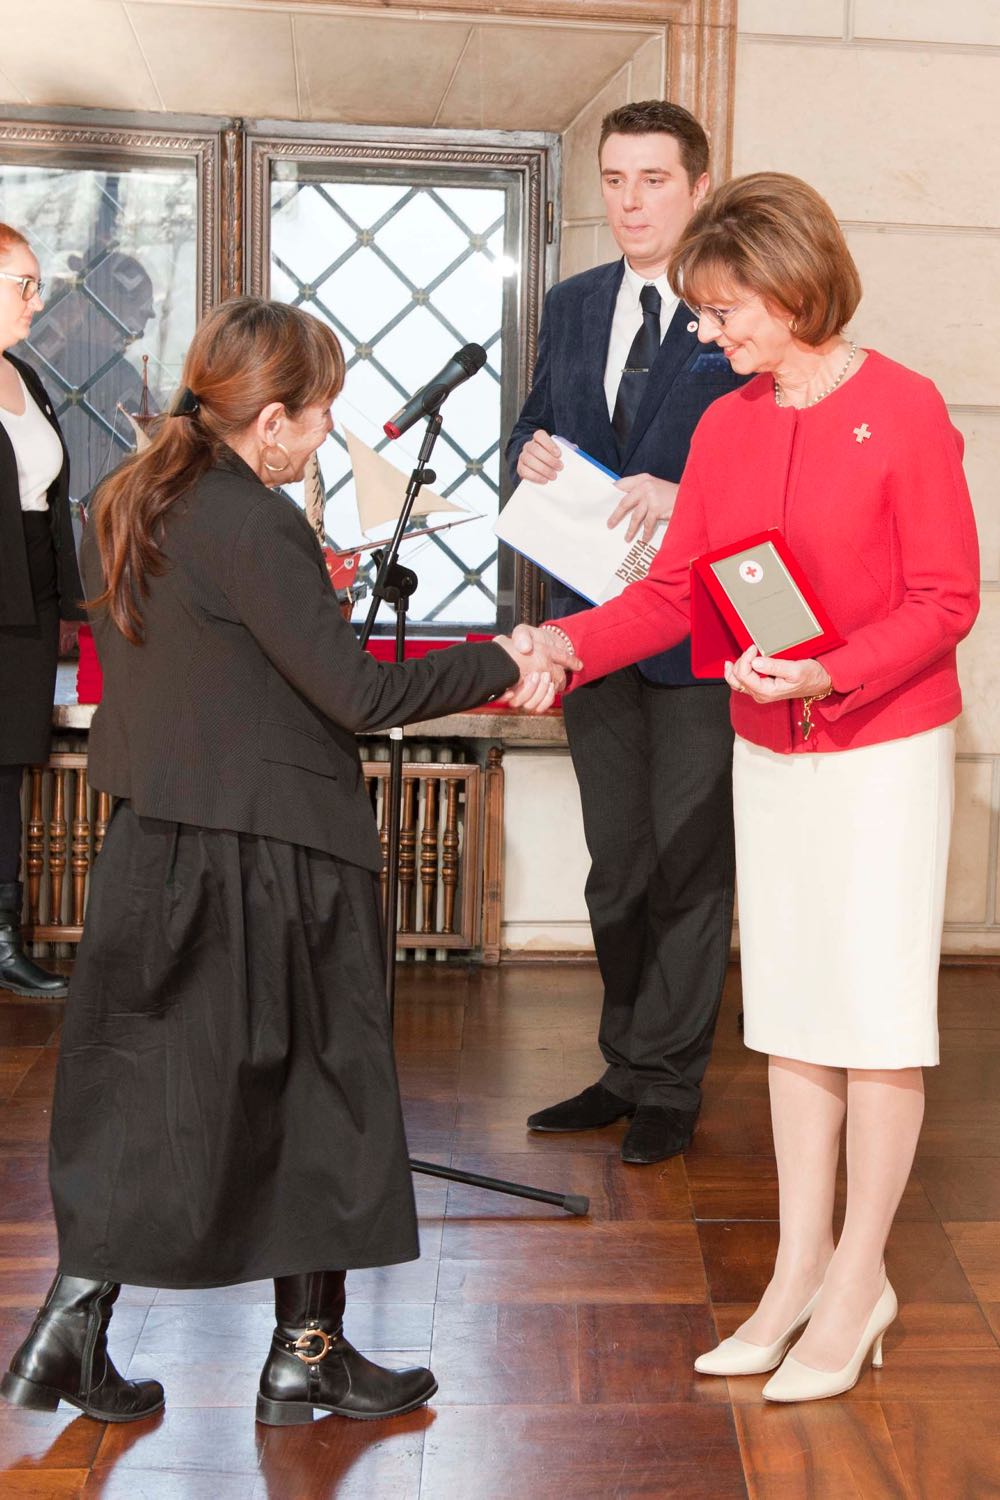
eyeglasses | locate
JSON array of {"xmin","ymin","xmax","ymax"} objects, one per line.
[
  {"xmin": 683, "ymin": 297, "xmax": 749, "ymax": 331},
  {"xmin": 0, "ymin": 272, "xmax": 44, "ymax": 302}
]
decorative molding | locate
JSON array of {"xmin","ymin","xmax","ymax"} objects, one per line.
[
  {"xmin": 235, "ymin": 0, "xmax": 718, "ymax": 24},
  {"xmin": 221, "ymin": 120, "xmax": 245, "ymax": 299},
  {"xmin": 0, "ymin": 117, "xmax": 221, "ymax": 314}
]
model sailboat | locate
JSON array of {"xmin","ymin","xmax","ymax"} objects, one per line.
[{"xmin": 307, "ymin": 428, "xmax": 477, "ymax": 615}]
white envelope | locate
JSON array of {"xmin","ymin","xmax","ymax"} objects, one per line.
[{"xmin": 494, "ymin": 438, "xmax": 665, "ymax": 604}]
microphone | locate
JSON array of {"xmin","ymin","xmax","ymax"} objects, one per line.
[{"xmin": 383, "ymin": 343, "xmax": 487, "ymax": 439}]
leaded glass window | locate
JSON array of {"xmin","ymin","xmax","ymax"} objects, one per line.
[
  {"xmin": 0, "ymin": 159, "xmax": 200, "ymax": 506},
  {"xmin": 268, "ymin": 165, "xmax": 524, "ymax": 634}
]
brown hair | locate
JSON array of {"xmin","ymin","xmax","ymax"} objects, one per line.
[
  {"xmin": 598, "ymin": 101, "xmax": 709, "ymax": 186},
  {"xmin": 90, "ymin": 296, "xmax": 345, "ymax": 643},
  {"xmin": 668, "ymin": 172, "xmax": 861, "ymax": 345},
  {"xmin": 0, "ymin": 223, "xmax": 31, "ymax": 259}
]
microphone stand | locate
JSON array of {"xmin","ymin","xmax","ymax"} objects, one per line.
[{"xmin": 359, "ymin": 407, "xmax": 588, "ymax": 1217}]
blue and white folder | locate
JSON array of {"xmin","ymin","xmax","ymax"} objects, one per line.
[{"xmin": 494, "ymin": 437, "xmax": 665, "ymax": 604}]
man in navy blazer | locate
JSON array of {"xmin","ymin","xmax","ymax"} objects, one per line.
[{"xmin": 506, "ymin": 100, "xmax": 747, "ymax": 1163}]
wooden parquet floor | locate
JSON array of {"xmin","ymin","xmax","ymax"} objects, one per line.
[{"xmin": 1, "ymin": 961, "xmax": 999, "ymax": 1499}]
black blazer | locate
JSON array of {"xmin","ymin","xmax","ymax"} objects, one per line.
[
  {"xmin": 0, "ymin": 352, "xmax": 85, "ymax": 626},
  {"xmin": 82, "ymin": 449, "xmax": 518, "ymax": 871},
  {"xmin": 505, "ymin": 259, "xmax": 747, "ymax": 684}
]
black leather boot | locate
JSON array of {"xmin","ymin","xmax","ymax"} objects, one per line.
[
  {"xmin": 0, "ymin": 1274, "xmax": 164, "ymax": 1422},
  {"xmin": 0, "ymin": 883, "xmax": 68, "ymax": 997},
  {"xmin": 256, "ymin": 1271, "xmax": 437, "ymax": 1425}
]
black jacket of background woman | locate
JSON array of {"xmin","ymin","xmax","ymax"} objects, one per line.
[
  {"xmin": 0, "ymin": 352, "xmax": 85, "ymax": 626},
  {"xmin": 81, "ymin": 447, "xmax": 518, "ymax": 871}
]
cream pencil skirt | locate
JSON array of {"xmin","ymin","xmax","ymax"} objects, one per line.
[{"xmin": 733, "ymin": 723, "xmax": 955, "ymax": 1070}]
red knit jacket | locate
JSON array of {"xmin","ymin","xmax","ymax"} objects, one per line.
[{"xmin": 551, "ymin": 351, "xmax": 980, "ymax": 754}]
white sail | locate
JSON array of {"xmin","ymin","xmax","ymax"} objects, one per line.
[
  {"xmin": 343, "ymin": 427, "xmax": 465, "ymax": 533},
  {"xmin": 117, "ymin": 404, "xmax": 152, "ymax": 453}
]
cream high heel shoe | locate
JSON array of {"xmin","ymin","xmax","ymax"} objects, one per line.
[
  {"xmin": 694, "ymin": 1287, "xmax": 822, "ymax": 1377},
  {"xmin": 761, "ymin": 1277, "xmax": 897, "ymax": 1403}
]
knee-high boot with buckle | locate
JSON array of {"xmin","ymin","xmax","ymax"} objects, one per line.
[
  {"xmin": 256, "ymin": 1270, "xmax": 438, "ymax": 1425},
  {"xmin": 0, "ymin": 1274, "xmax": 164, "ymax": 1422},
  {"xmin": 0, "ymin": 882, "xmax": 68, "ymax": 997}
]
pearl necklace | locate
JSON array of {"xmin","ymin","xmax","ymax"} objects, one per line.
[{"xmin": 773, "ymin": 340, "xmax": 858, "ymax": 409}]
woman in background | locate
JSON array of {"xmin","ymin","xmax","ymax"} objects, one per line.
[{"xmin": 0, "ymin": 223, "xmax": 85, "ymax": 998}]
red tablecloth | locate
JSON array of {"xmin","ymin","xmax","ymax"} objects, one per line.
[{"xmin": 76, "ymin": 627, "xmax": 561, "ymax": 712}]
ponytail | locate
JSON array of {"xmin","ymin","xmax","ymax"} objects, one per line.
[{"xmin": 89, "ymin": 297, "xmax": 344, "ymax": 643}]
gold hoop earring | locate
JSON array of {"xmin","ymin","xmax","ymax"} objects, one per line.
[
  {"xmin": 789, "ymin": 317, "xmax": 799, "ymax": 334},
  {"xmin": 262, "ymin": 440, "xmax": 291, "ymax": 474}
]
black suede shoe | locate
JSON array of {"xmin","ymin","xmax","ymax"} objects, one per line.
[
  {"xmin": 0, "ymin": 1275, "xmax": 164, "ymax": 1422},
  {"xmin": 527, "ymin": 1082, "xmax": 636, "ymax": 1133},
  {"xmin": 620, "ymin": 1105, "xmax": 699, "ymax": 1164},
  {"xmin": 256, "ymin": 1271, "xmax": 437, "ymax": 1425}
]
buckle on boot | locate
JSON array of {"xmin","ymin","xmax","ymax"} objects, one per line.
[{"xmin": 292, "ymin": 1327, "xmax": 332, "ymax": 1364}]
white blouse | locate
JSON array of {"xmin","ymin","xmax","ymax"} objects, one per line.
[{"xmin": 0, "ymin": 372, "xmax": 63, "ymax": 512}]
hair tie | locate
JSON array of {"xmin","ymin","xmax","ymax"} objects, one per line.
[{"xmin": 170, "ymin": 386, "xmax": 201, "ymax": 417}]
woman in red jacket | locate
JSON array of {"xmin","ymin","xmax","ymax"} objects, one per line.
[{"xmin": 516, "ymin": 173, "xmax": 980, "ymax": 1403}]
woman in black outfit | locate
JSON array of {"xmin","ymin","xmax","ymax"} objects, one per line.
[
  {"xmin": 1, "ymin": 296, "xmax": 565, "ymax": 1427},
  {"xmin": 0, "ymin": 225, "xmax": 85, "ymax": 999}
]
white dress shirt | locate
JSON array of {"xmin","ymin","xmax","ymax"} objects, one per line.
[
  {"xmin": 0, "ymin": 372, "xmax": 63, "ymax": 511},
  {"xmin": 603, "ymin": 260, "xmax": 680, "ymax": 421}
]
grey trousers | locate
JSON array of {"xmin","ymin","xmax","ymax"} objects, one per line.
[{"xmin": 562, "ymin": 669, "xmax": 735, "ymax": 1111}]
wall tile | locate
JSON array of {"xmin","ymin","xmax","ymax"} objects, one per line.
[
  {"xmin": 561, "ymin": 69, "xmax": 631, "ymax": 222},
  {"xmin": 945, "ymin": 759, "xmax": 995, "ymax": 926},
  {"xmin": 733, "ymin": 40, "xmax": 1000, "ymax": 230},
  {"xmin": 294, "ymin": 14, "xmax": 469, "ymax": 127},
  {"xmin": 132, "ymin": 2, "xmax": 297, "ymax": 116},
  {"xmin": 854, "ymin": 0, "xmax": 1000, "ymax": 47},
  {"xmin": 559, "ymin": 224, "xmax": 599, "ymax": 280},
  {"xmin": 629, "ymin": 35, "xmax": 665, "ymax": 101},
  {"xmin": 0, "ymin": 64, "xmax": 28, "ymax": 105},
  {"xmin": 951, "ymin": 409, "xmax": 1000, "ymax": 584},
  {"xmin": 502, "ymin": 751, "xmax": 589, "ymax": 925},
  {"xmin": 739, "ymin": 0, "xmax": 846, "ymax": 38},
  {"xmin": 4, "ymin": 1, "xmax": 160, "ymax": 111},
  {"xmin": 436, "ymin": 25, "xmax": 645, "ymax": 133},
  {"xmin": 955, "ymin": 592, "xmax": 1000, "ymax": 756},
  {"xmin": 845, "ymin": 230, "xmax": 1000, "ymax": 408}
]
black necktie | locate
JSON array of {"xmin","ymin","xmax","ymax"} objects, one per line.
[{"xmin": 611, "ymin": 283, "xmax": 662, "ymax": 452}]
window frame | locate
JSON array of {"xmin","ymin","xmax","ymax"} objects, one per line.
[
  {"xmin": 244, "ymin": 119, "xmax": 559, "ymax": 631},
  {"xmin": 0, "ymin": 105, "xmax": 224, "ymax": 315}
]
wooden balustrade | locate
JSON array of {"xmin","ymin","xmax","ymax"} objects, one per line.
[
  {"xmin": 364, "ymin": 761, "xmax": 486, "ymax": 951},
  {"xmin": 20, "ymin": 748, "xmax": 504, "ymax": 959}
]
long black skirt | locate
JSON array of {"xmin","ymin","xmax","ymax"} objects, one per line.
[
  {"xmin": 49, "ymin": 804, "xmax": 419, "ymax": 1288},
  {"xmin": 0, "ymin": 512, "xmax": 59, "ymax": 766}
]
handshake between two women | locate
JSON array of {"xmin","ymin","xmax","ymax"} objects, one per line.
[{"xmin": 492, "ymin": 623, "xmax": 581, "ymax": 713}]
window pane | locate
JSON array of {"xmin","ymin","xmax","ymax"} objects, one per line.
[
  {"xmin": 270, "ymin": 173, "xmax": 514, "ymax": 633},
  {"xmin": 0, "ymin": 161, "xmax": 198, "ymax": 505}
]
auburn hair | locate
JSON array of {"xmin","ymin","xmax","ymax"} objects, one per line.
[
  {"xmin": 90, "ymin": 297, "xmax": 345, "ymax": 643},
  {"xmin": 0, "ymin": 223, "xmax": 31, "ymax": 259},
  {"xmin": 668, "ymin": 172, "xmax": 862, "ymax": 346}
]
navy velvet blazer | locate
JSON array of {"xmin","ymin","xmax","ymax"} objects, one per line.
[{"xmin": 506, "ymin": 258, "xmax": 746, "ymax": 684}]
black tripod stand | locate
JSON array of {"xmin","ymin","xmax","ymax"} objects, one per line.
[{"xmin": 359, "ymin": 409, "xmax": 588, "ymax": 1217}]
